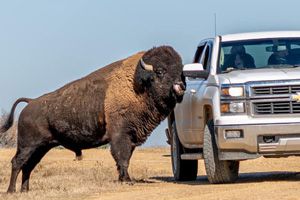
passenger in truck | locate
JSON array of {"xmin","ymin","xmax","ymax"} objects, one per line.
[{"xmin": 268, "ymin": 46, "xmax": 289, "ymax": 65}]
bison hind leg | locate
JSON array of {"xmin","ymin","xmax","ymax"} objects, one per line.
[
  {"xmin": 7, "ymin": 142, "xmax": 56, "ymax": 193},
  {"xmin": 7, "ymin": 149, "xmax": 29, "ymax": 193},
  {"xmin": 74, "ymin": 150, "xmax": 83, "ymax": 161},
  {"xmin": 21, "ymin": 143, "xmax": 57, "ymax": 192},
  {"xmin": 7, "ymin": 118, "xmax": 58, "ymax": 193}
]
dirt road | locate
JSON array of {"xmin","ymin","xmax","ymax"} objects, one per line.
[{"xmin": 0, "ymin": 148, "xmax": 300, "ymax": 200}]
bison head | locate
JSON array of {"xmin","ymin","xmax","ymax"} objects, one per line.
[{"xmin": 134, "ymin": 46, "xmax": 185, "ymax": 111}]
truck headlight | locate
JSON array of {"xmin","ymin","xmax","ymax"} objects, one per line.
[
  {"xmin": 221, "ymin": 102, "xmax": 245, "ymax": 113},
  {"xmin": 221, "ymin": 87, "xmax": 244, "ymax": 97}
]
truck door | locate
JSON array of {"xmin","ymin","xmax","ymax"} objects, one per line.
[
  {"xmin": 189, "ymin": 42, "xmax": 213, "ymax": 136},
  {"xmin": 176, "ymin": 42, "xmax": 211, "ymax": 147}
]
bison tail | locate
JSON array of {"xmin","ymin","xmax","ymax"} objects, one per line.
[{"xmin": 0, "ymin": 98, "xmax": 32, "ymax": 133}]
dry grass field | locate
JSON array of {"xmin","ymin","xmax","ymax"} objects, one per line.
[{"xmin": 0, "ymin": 147, "xmax": 300, "ymax": 200}]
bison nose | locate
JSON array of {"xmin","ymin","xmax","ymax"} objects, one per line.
[
  {"xmin": 178, "ymin": 82, "xmax": 186, "ymax": 91},
  {"xmin": 173, "ymin": 82, "xmax": 185, "ymax": 96}
]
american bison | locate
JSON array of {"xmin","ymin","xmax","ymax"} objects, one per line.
[{"xmin": 0, "ymin": 46, "xmax": 185, "ymax": 192}]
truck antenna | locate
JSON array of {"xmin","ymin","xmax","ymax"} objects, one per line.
[{"xmin": 214, "ymin": 13, "xmax": 217, "ymax": 36}]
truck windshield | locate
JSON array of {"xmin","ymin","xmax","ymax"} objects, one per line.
[{"xmin": 219, "ymin": 38, "xmax": 300, "ymax": 73}]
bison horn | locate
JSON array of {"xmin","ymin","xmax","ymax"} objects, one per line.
[{"xmin": 140, "ymin": 58, "xmax": 153, "ymax": 71}]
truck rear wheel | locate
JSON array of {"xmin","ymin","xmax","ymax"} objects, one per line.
[
  {"xmin": 203, "ymin": 119, "xmax": 239, "ymax": 183},
  {"xmin": 171, "ymin": 122, "xmax": 198, "ymax": 181}
]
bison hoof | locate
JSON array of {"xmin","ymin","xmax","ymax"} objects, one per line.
[
  {"xmin": 21, "ymin": 187, "xmax": 29, "ymax": 193},
  {"xmin": 73, "ymin": 155, "xmax": 83, "ymax": 161},
  {"xmin": 119, "ymin": 176, "xmax": 132, "ymax": 182},
  {"xmin": 120, "ymin": 180, "xmax": 135, "ymax": 186},
  {"xmin": 7, "ymin": 188, "xmax": 16, "ymax": 193}
]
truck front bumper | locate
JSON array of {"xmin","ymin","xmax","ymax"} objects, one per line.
[{"xmin": 215, "ymin": 122, "xmax": 300, "ymax": 160}]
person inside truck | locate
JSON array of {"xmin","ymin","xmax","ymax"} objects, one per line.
[
  {"xmin": 223, "ymin": 45, "xmax": 256, "ymax": 70},
  {"xmin": 233, "ymin": 53, "xmax": 257, "ymax": 69},
  {"xmin": 268, "ymin": 45, "xmax": 289, "ymax": 65},
  {"xmin": 233, "ymin": 53, "xmax": 245, "ymax": 69}
]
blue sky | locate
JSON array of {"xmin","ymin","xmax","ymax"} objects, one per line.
[{"xmin": 1, "ymin": 0, "xmax": 300, "ymax": 146}]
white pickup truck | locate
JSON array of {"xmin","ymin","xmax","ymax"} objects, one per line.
[{"xmin": 167, "ymin": 31, "xmax": 300, "ymax": 183}]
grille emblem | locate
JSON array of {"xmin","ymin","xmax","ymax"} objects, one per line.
[{"xmin": 291, "ymin": 92, "xmax": 300, "ymax": 102}]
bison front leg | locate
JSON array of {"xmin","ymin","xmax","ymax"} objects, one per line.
[{"xmin": 110, "ymin": 134, "xmax": 135, "ymax": 182}]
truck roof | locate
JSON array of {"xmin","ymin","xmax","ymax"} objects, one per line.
[{"xmin": 221, "ymin": 31, "xmax": 300, "ymax": 42}]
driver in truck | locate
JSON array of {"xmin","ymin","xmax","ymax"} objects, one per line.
[{"xmin": 223, "ymin": 45, "xmax": 256, "ymax": 71}]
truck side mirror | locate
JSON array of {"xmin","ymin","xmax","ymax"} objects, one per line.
[{"xmin": 183, "ymin": 63, "xmax": 209, "ymax": 79}]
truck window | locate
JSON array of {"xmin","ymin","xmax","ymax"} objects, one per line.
[
  {"xmin": 194, "ymin": 44, "xmax": 206, "ymax": 63},
  {"xmin": 202, "ymin": 44, "xmax": 212, "ymax": 70},
  {"xmin": 219, "ymin": 38, "xmax": 300, "ymax": 73}
]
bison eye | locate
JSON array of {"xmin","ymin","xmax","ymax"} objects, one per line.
[{"xmin": 156, "ymin": 69, "xmax": 165, "ymax": 77}]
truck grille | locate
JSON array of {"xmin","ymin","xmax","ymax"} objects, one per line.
[
  {"xmin": 253, "ymin": 101, "xmax": 300, "ymax": 114},
  {"xmin": 252, "ymin": 85, "xmax": 300, "ymax": 96}
]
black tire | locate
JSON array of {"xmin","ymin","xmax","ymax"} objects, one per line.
[
  {"xmin": 203, "ymin": 119, "xmax": 239, "ymax": 184},
  {"xmin": 171, "ymin": 122, "xmax": 198, "ymax": 181}
]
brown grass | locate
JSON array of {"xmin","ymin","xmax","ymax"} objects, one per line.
[
  {"xmin": 1, "ymin": 148, "xmax": 300, "ymax": 200},
  {"xmin": 0, "ymin": 148, "xmax": 139, "ymax": 200},
  {"xmin": 0, "ymin": 148, "xmax": 171, "ymax": 200}
]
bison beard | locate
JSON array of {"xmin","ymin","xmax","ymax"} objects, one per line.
[{"xmin": 0, "ymin": 46, "xmax": 185, "ymax": 192}]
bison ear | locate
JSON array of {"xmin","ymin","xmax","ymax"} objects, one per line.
[{"xmin": 134, "ymin": 61, "xmax": 154, "ymax": 93}]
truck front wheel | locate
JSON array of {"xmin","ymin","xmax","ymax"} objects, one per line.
[
  {"xmin": 171, "ymin": 122, "xmax": 198, "ymax": 181},
  {"xmin": 203, "ymin": 119, "xmax": 239, "ymax": 183}
]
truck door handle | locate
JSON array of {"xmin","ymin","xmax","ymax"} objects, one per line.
[{"xmin": 190, "ymin": 89, "xmax": 196, "ymax": 94}]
